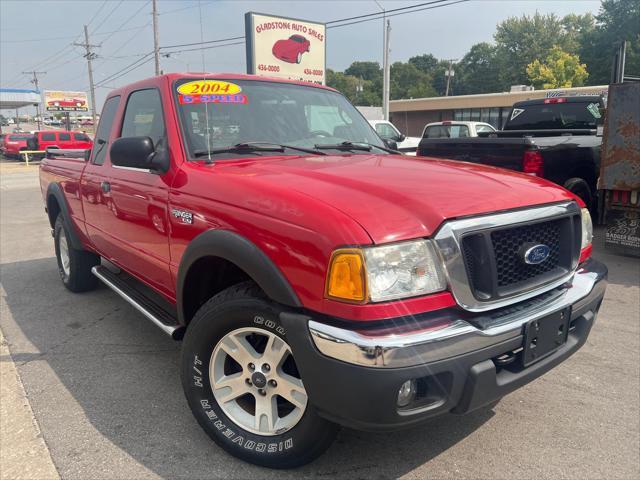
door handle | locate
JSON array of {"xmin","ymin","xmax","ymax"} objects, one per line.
[{"xmin": 101, "ymin": 181, "xmax": 110, "ymax": 193}]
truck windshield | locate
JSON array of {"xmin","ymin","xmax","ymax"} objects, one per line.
[
  {"xmin": 174, "ymin": 78, "xmax": 385, "ymax": 158},
  {"xmin": 505, "ymin": 101, "xmax": 602, "ymax": 130}
]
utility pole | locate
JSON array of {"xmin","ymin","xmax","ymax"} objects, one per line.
[
  {"xmin": 383, "ymin": 19, "xmax": 391, "ymax": 120},
  {"xmin": 444, "ymin": 59, "xmax": 455, "ymax": 97},
  {"xmin": 152, "ymin": 0, "xmax": 161, "ymax": 75},
  {"xmin": 22, "ymin": 70, "xmax": 45, "ymax": 130},
  {"xmin": 375, "ymin": 1, "xmax": 390, "ymax": 121},
  {"xmin": 75, "ymin": 26, "xmax": 99, "ymax": 127}
]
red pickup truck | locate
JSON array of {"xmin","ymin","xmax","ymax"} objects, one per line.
[{"xmin": 39, "ymin": 73, "xmax": 607, "ymax": 468}]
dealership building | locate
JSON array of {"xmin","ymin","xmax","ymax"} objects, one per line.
[{"xmin": 389, "ymin": 84, "xmax": 608, "ymax": 136}]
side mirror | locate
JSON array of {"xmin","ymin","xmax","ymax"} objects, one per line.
[
  {"xmin": 383, "ymin": 139, "xmax": 398, "ymax": 151},
  {"xmin": 396, "ymin": 133, "xmax": 406, "ymax": 142},
  {"xmin": 110, "ymin": 136, "xmax": 168, "ymax": 172}
]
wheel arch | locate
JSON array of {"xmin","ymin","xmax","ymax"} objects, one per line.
[
  {"xmin": 177, "ymin": 230, "xmax": 302, "ymax": 326},
  {"xmin": 46, "ymin": 182, "xmax": 83, "ymax": 250}
]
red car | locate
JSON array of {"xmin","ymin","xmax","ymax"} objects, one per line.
[
  {"xmin": 47, "ymin": 98, "xmax": 87, "ymax": 108},
  {"xmin": 39, "ymin": 73, "xmax": 606, "ymax": 469},
  {"xmin": 272, "ymin": 34, "xmax": 310, "ymax": 64},
  {"xmin": 29, "ymin": 130, "xmax": 92, "ymax": 152},
  {"xmin": 1, "ymin": 133, "xmax": 33, "ymax": 158}
]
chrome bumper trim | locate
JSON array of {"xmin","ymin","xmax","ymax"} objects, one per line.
[{"xmin": 309, "ymin": 263, "xmax": 604, "ymax": 368}]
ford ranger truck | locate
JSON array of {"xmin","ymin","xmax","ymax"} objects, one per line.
[{"xmin": 39, "ymin": 74, "xmax": 607, "ymax": 469}]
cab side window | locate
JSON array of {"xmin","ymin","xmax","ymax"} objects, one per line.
[
  {"xmin": 59, "ymin": 133, "xmax": 70, "ymax": 141},
  {"xmin": 121, "ymin": 89, "xmax": 165, "ymax": 147},
  {"xmin": 92, "ymin": 95, "xmax": 120, "ymax": 165},
  {"xmin": 375, "ymin": 123, "xmax": 397, "ymax": 140}
]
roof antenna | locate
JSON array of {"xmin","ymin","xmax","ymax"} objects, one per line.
[{"xmin": 198, "ymin": 0, "xmax": 212, "ymax": 163}]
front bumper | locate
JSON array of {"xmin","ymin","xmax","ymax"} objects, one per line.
[{"xmin": 280, "ymin": 258, "xmax": 607, "ymax": 431}]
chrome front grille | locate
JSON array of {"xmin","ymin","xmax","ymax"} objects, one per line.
[
  {"xmin": 434, "ymin": 202, "xmax": 582, "ymax": 312},
  {"xmin": 491, "ymin": 219, "xmax": 562, "ymax": 287}
]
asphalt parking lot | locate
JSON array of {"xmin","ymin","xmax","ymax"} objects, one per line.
[{"xmin": 0, "ymin": 159, "xmax": 638, "ymax": 480}]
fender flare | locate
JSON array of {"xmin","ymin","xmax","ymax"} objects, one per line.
[
  {"xmin": 46, "ymin": 182, "xmax": 83, "ymax": 249},
  {"xmin": 176, "ymin": 230, "xmax": 302, "ymax": 324}
]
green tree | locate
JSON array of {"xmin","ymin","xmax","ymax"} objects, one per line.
[
  {"xmin": 390, "ymin": 62, "xmax": 437, "ymax": 100},
  {"xmin": 455, "ymin": 42, "xmax": 505, "ymax": 94},
  {"xmin": 561, "ymin": 13, "xmax": 595, "ymax": 53},
  {"xmin": 579, "ymin": 0, "xmax": 640, "ymax": 85},
  {"xmin": 495, "ymin": 12, "xmax": 568, "ymax": 86},
  {"xmin": 408, "ymin": 54, "xmax": 439, "ymax": 75},
  {"xmin": 344, "ymin": 61, "xmax": 382, "ymax": 82},
  {"xmin": 526, "ymin": 46, "xmax": 589, "ymax": 89},
  {"xmin": 326, "ymin": 69, "xmax": 380, "ymax": 106},
  {"xmin": 343, "ymin": 61, "xmax": 383, "ymax": 105}
]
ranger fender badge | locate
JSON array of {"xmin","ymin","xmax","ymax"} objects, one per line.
[{"xmin": 172, "ymin": 208, "xmax": 193, "ymax": 225}]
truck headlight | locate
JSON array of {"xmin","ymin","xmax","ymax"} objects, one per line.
[
  {"xmin": 581, "ymin": 208, "xmax": 593, "ymax": 249},
  {"xmin": 326, "ymin": 240, "xmax": 446, "ymax": 303}
]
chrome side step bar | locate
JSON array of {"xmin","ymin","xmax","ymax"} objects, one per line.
[{"xmin": 92, "ymin": 266, "xmax": 184, "ymax": 340}]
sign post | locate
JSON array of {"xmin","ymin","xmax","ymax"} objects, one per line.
[{"xmin": 245, "ymin": 12, "xmax": 326, "ymax": 85}]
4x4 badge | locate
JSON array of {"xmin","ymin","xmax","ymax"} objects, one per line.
[{"xmin": 172, "ymin": 208, "xmax": 193, "ymax": 225}]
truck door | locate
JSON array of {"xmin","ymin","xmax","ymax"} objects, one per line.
[
  {"xmin": 99, "ymin": 88, "xmax": 174, "ymax": 299},
  {"xmin": 82, "ymin": 95, "xmax": 122, "ymax": 256}
]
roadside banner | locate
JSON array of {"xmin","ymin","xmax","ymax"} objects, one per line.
[
  {"xmin": 44, "ymin": 91, "xmax": 89, "ymax": 112},
  {"xmin": 245, "ymin": 12, "xmax": 326, "ymax": 85}
]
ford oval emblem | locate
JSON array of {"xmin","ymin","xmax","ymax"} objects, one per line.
[{"xmin": 523, "ymin": 244, "xmax": 551, "ymax": 265}]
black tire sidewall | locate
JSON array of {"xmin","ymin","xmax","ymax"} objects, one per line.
[
  {"xmin": 181, "ymin": 290, "xmax": 337, "ymax": 468},
  {"xmin": 54, "ymin": 216, "xmax": 72, "ymax": 285},
  {"xmin": 564, "ymin": 177, "xmax": 592, "ymax": 209}
]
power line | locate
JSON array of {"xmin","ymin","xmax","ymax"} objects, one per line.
[
  {"xmin": 327, "ymin": 0, "xmax": 468, "ymax": 29},
  {"xmin": 99, "ymin": 23, "xmax": 151, "ymax": 63},
  {"xmin": 92, "ymin": 0, "xmax": 125, "ymax": 35},
  {"xmin": 100, "ymin": 2, "xmax": 151, "ymax": 46},
  {"xmin": 161, "ymin": 35, "xmax": 245, "ymax": 50},
  {"xmin": 95, "ymin": 52, "xmax": 154, "ymax": 87},
  {"xmin": 96, "ymin": 55, "xmax": 155, "ymax": 87},
  {"xmin": 0, "ymin": 25, "xmax": 151, "ymax": 44},
  {"xmin": 326, "ymin": 0, "xmax": 452, "ymax": 25},
  {"xmin": 162, "ymin": 40, "xmax": 245, "ymax": 56},
  {"xmin": 88, "ymin": 0, "xmax": 466, "ymax": 95},
  {"xmin": 86, "ymin": 0, "xmax": 109, "ymax": 27},
  {"xmin": 159, "ymin": 0, "xmax": 466, "ymax": 52},
  {"xmin": 159, "ymin": 0, "xmax": 214, "ymax": 16}
]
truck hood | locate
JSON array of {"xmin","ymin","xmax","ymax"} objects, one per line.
[
  {"xmin": 217, "ymin": 154, "xmax": 575, "ymax": 244},
  {"xmin": 398, "ymin": 136, "xmax": 422, "ymax": 149}
]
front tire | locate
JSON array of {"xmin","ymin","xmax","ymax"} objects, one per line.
[
  {"xmin": 181, "ymin": 282, "xmax": 338, "ymax": 468},
  {"xmin": 54, "ymin": 215, "xmax": 99, "ymax": 292}
]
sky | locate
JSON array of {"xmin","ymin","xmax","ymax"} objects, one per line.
[{"xmin": 0, "ymin": 0, "xmax": 602, "ymax": 114}]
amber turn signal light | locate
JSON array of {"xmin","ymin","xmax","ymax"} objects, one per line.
[{"xmin": 325, "ymin": 249, "xmax": 367, "ymax": 302}]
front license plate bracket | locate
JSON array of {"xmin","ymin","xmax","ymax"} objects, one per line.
[{"xmin": 522, "ymin": 307, "xmax": 571, "ymax": 367}]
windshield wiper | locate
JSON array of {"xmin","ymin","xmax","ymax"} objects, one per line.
[
  {"xmin": 194, "ymin": 142, "xmax": 326, "ymax": 158},
  {"xmin": 314, "ymin": 141, "xmax": 396, "ymax": 154}
]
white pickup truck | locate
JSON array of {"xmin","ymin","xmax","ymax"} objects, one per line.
[
  {"xmin": 422, "ymin": 121, "xmax": 496, "ymax": 138},
  {"xmin": 368, "ymin": 120, "xmax": 421, "ymax": 155}
]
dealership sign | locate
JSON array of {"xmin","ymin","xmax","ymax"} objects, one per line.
[
  {"xmin": 44, "ymin": 90, "xmax": 89, "ymax": 112},
  {"xmin": 245, "ymin": 12, "xmax": 326, "ymax": 85}
]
